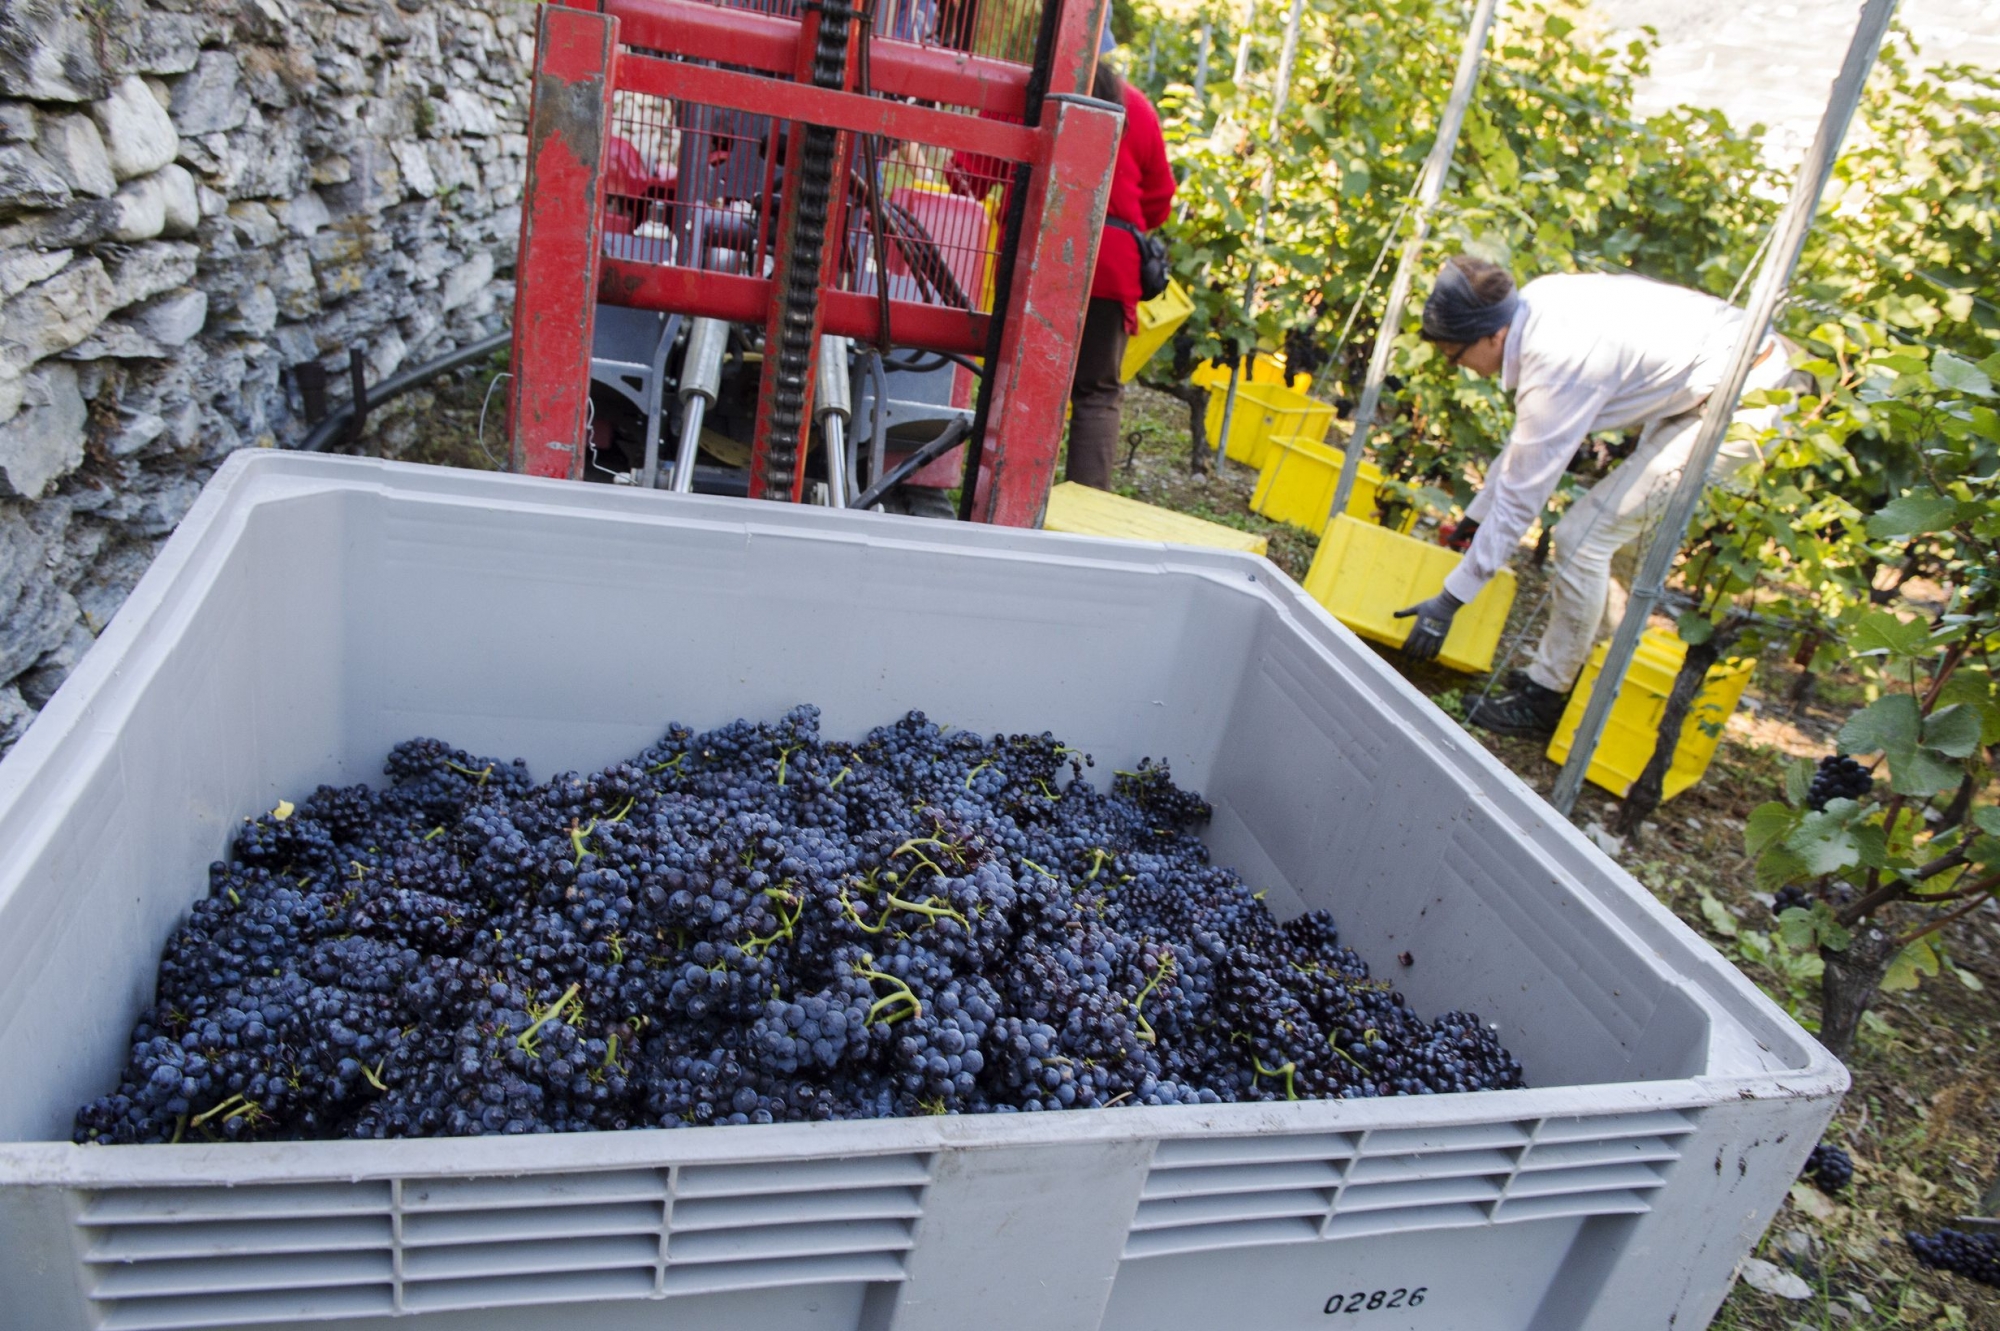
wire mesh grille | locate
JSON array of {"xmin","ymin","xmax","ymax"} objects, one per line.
[
  {"xmin": 601, "ymin": 0, "xmax": 1047, "ymax": 325},
  {"xmin": 842, "ymin": 139, "xmax": 1008, "ymax": 315},
  {"xmin": 604, "ymin": 88, "xmax": 1018, "ymax": 319},
  {"xmin": 604, "ymin": 89, "xmax": 778, "ymax": 276},
  {"xmin": 664, "ymin": 0, "xmax": 1044, "ymax": 59},
  {"xmin": 873, "ymin": 0, "xmax": 1043, "ymax": 61}
]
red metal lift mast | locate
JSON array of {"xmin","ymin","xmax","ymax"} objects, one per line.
[{"xmin": 508, "ymin": 0, "xmax": 1119, "ymax": 525}]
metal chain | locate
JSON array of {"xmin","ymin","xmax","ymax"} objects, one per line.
[{"xmin": 762, "ymin": 0, "xmax": 856, "ymax": 498}]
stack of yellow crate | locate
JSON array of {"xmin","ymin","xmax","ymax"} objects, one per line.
[{"xmin": 1250, "ymin": 435, "xmax": 1416, "ymax": 535}]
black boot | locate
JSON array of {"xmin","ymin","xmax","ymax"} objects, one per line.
[{"xmin": 1466, "ymin": 679, "xmax": 1569, "ymax": 738}]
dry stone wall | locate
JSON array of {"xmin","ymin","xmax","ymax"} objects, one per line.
[{"xmin": 0, "ymin": 0, "xmax": 532, "ymax": 746}]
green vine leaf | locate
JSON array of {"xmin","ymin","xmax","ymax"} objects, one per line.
[
  {"xmin": 1840, "ymin": 695, "xmax": 1960, "ymax": 796},
  {"xmin": 1846, "ymin": 612, "xmax": 1932, "ymax": 660},
  {"xmin": 1675, "ymin": 612, "xmax": 1715, "ymax": 646},
  {"xmin": 1756, "ymin": 845, "xmax": 1811, "ymax": 893},
  {"xmin": 1881, "ymin": 937, "xmax": 1940, "ymax": 993},
  {"xmin": 1746, "ymin": 801, "xmax": 1802, "ymax": 856},
  {"xmin": 1921, "ymin": 703, "xmax": 1983, "ymax": 759},
  {"xmin": 1696, "ymin": 888, "xmax": 1738, "ymax": 938},
  {"xmin": 1930, "ymin": 352, "xmax": 1994, "ymax": 398},
  {"xmin": 1783, "ymin": 809, "xmax": 1863, "ymax": 876},
  {"xmin": 1864, "ymin": 494, "xmax": 1962, "ymax": 540},
  {"xmin": 1782, "ymin": 759, "xmax": 1815, "ymax": 810}
]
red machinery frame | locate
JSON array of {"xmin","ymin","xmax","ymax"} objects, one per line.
[{"xmin": 508, "ymin": 0, "xmax": 1120, "ymax": 526}]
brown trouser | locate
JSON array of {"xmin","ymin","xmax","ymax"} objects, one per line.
[{"xmin": 1064, "ymin": 297, "xmax": 1128, "ymax": 490}]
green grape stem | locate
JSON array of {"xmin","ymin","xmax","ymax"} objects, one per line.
[{"xmin": 516, "ymin": 982, "xmax": 583, "ymax": 1054}]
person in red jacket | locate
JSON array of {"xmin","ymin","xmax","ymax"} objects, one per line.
[{"xmin": 1068, "ymin": 53, "xmax": 1176, "ymax": 489}]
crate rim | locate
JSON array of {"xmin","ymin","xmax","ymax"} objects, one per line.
[
  {"xmin": 0, "ymin": 453, "xmax": 1844, "ymax": 1179},
  {"xmin": 5, "ymin": 1075, "xmax": 1816, "ymax": 1187}
]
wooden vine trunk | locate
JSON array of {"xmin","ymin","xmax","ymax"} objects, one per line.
[{"xmin": 1617, "ymin": 634, "xmax": 1725, "ymax": 836}]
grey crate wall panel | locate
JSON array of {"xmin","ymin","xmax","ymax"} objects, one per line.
[{"xmin": 0, "ymin": 453, "xmax": 1844, "ymax": 1331}]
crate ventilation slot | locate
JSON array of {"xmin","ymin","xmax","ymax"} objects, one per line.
[
  {"xmin": 1123, "ymin": 1110, "xmax": 1697, "ymax": 1259},
  {"xmin": 79, "ymin": 1153, "xmax": 932, "ymax": 1328}
]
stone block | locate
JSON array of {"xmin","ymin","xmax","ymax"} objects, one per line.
[
  {"xmin": 271, "ymin": 243, "xmax": 318, "ymax": 318},
  {"xmin": 439, "ymin": 248, "xmax": 493, "ymax": 311},
  {"xmin": 0, "ymin": 577, "xmax": 78, "ymax": 692},
  {"xmin": 0, "ymin": 361, "xmax": 85, "ymax": 498},
  {"xmin": 309, "ymin": 216, "xmax": 370, "ymax": 298},
  {"xmin": 0, "ymin": 245, "xmax": 69, "ymax": 300},
  {"xmin": 133, "ymin": 12, "xmax": 203, "ymax": 76},
  {"xmin": 105, "ymin": 407, "xmax": 166, "ymax": 457},
  {"xmin": 276, "ymin": 188, "xmax": 330, "ymax": 237},
  {"xmin": 0, "ymin": 143, "xmax": 71, "ymax": 213},
  {"xmin": 224, "ymin": 108, "xmax": 310, "ymax": 201},
  {"xmin": 222, "ymin": 283, "xmax": 277, "ymax": 337},
  {"xmin": 0, "ymin": 256, "xmax": 114, "ymax": 380},
  {"xmin": 140, "ymin": 285, "xmax": 207, "ymax": 342},
  {"xmin": 65, "ymin": 286, "xmax": 206, "ymax": 358},
  {"xmin": 0, "ymin": 104, "xmax": 32, "ymax": 145},
  {"xmin": 241, "ymin": 45, "xmax": 317, "ymax": 109},
  {"xmin": 158, "ymin": 163, "xmax": 199, "ymax": 235},
  {"xmin": 311, "ymin": 154, "xmax": 352, "ymax": 186},
  {"xmin": 32, "ymin": 196, "xmax": 124, "ymax": 248},
  {"xmin": 446, "ymin": 87, "xmax": 500, "ymax": 136},
  {"xmin": 106, "ymin": 171, "xmax": 167, "ymax": 242},
  {"xmin": 227, "ymin": 200, "xmax": 281, "ymax": 248},
  {"xmin": 170, "ymin": 51, "xmax": 250, "ymax": 137},
  {"xmin": 0, "ymin": 1, "xmax": 107, "ymax": 103},
  {"xmin": 104, "ymin": 239, "xmax": 197, "ymax": 309},
  {"xmin": 94, "ymin": 75, "xmax": 179, "ymax": 181},
  {"xmin": 392, "ymin": 139, "xmax": 437, "ymax": 198},
  {"xmin": 19, "ymin": 616, "xmax": 94, "ymax": 708},
  {"xmin": 0, "ymin": 684, "xmax": 31, "ymax": 749},
  {"xmin": 37, "ymin": 113, "xmax": 114, "ymax": 199},
  {"xmin": 240, "ymin": 0, "xmax": 302, "ymax": 44}
]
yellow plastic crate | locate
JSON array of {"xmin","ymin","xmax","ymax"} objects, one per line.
[
  {"xmin": 1190, "ymin": 354, "xmax": 1310, "ymax": 394},
  {"xmin": 1120, "ymin": 279, "xmax": 1194, "ymax": 384},
  {"xmin": 1300, "ymin": 515, "xmax": 1517, "ymax": 674},
  {"xmin": 1202, "ymin": 382, "xmax": 1336, "ymax": 470},
  {"xmin": 1042, "ymin": 481, "xmax": 1267, "ymax": 556},
  {"xmin": 1251, "ymin": 435, "xmax": 1417, "ymax": 535},
  {"xmin": 1545, "ymin": 629, "xmax": 1755, "ymax": 801}
]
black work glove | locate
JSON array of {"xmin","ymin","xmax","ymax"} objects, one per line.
[
  {"xmin": 1393, "ymin": 589, "xmax": 1463, "ymax": 663},
  {"xmin": 1439, "ymin": 517, "xmax": 1480, "ymax": 553}
]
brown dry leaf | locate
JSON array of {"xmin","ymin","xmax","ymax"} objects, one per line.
[{"xmin": 1790, "ymin": 1182, "xmax": 1845, "ymax": 1224}]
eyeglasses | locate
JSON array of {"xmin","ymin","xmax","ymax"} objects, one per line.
[{"xmin": 1442, "ymin": 341, "xmax": 1471, "ymax": 368}]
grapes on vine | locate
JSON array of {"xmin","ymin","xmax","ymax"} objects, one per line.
[
  {"xmin": 1807, "ymin": 755, "xmax": 1872, "ymax": 811},
  {"xmin": 74, "ymin": 707, "xmax": 1525, "ymax": 1144},
  {"xmin": 1771, "ymin": 885, "xmax": 1815, "ymax": 918}
]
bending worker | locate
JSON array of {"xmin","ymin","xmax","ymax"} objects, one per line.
[{"xmin": 1393, "ymin": 256, "xmax": 1799, "ymax": 736}]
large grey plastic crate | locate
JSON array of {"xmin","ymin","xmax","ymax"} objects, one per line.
[{"xmin": 0, "ymin": 452, "xmax": 1843, "ymax": 1331}]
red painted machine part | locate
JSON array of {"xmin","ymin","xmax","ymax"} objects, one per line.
[
  {"xmin": 509, "ymin": 5, "xmax": 618, "ymax": 479},
  {"xmin": 967, "ymin": 97, "xmax": 1121, "ymax": 525}
]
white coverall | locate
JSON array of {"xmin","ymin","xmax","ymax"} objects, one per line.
[{"xmin": 1439, "ymin": 273, "xmax": 1798, "ymax": 694}]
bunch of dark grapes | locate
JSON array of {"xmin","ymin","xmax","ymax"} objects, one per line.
[
  {"xmin": 1771, "ymin": 885, "xmax": 1815, "ymax": 917},
  {"xmin": 1802, "ymin": 1142, "xmax": 1852, "ymax": 1192},
  {"xmin": 75, "ymin": 706, "xmax": 1525, "ymax": 1144},
  {"xmin": 1808, "ymin": 755, "xmax": 1872, "ymax": 810},
  {"xmin": 1908, "ymin": 1229, "xmax": 2000, "ymax": 1288}
]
